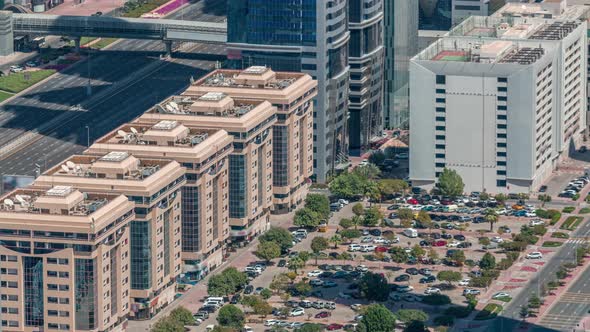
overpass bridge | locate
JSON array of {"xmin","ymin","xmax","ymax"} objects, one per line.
[{"xmin": 0, "ymin": 11, "xmax": 227, "ymax": 55}]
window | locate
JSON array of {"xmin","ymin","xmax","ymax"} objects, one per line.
[
  {"xmin": 498, "ymin": 105, "xmax": 507, "ymax": 111},
  {"xmin": 435, "ymin": 153, "xmax": 445, "ymax": 159},
  {"xmin": 497, "ymin": 180, "xmax": 507, "ymax": 187},
  {"xmin": 498, "ymin": 77, "xmax": 507, "ymax": 83},
  {"xmin": 497, "ymin": 133, "xmax": 507, "ymax": 138},
  {"xmin": 435, "ymin": 98, "xmax": 446, "ymax": 103},
  {"xmin": 436, "ymin": 107, "xmax": 445, "ymax": 113},
  {"xmin": 497, "ymin": 115, "xmax": 507, "ymax": 120},
  {"xmin": 435, "ymin": 163, "xmax": 445, "ymax": 168},
  {"xmin": 435, "ymin": 144, "xmax": 445, "ymax": 149},
  {"xmin": 497, "ymin": 161, "xmax": 507, "ymax": 166},
  {"xmin": 435, "ymin": 126, "xmax": 446, "ymax": 131},
  {"xmin": 436, "ymin": 75, "xmax": 446, "ymax": 84},
  {"xmin": 435, "ymin": 135, "xmax": 445, "ymax": 140},
  {"xmin": 497, "ymin": 124, "xmax": 507, "ymax": 129},
  {"xmin": 497, "ymin": 152, "xmax": 507, "ymax": 157},
  {"xmin": 497, "ymin": 170, "xmax": 507, "ymax": 175},
  {"xmin": 497, "ymin": 96, "xmax": 507, "ymax": 101},
  {"xmin": 497, "ymin": 87, "xmax": 507, "ymax": 92},
  {"xmin": 436, "ymin": 89, "xmax": 446, "ymax": 94},
  {"xmin": 435, "ymin": 116, "xmax": 445, "ymax": 122},
  {"xmin": 497, "ymin": 143, "xmax": 507, "ymax": 148}
]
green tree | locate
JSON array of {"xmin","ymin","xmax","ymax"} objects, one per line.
[
  {"xmin": 479, "ymin": 237, "xmax": 491, "ymax": 246},
  {"xmin": 304, "ymin": 194, "xmax": 330, "ymax": 220},
  {"xmin": 369, "ymin": 151, "xmax": 386, "ymax": 165},
  {"xmin": 354, "ymin": 163, "xmax": 381, "ymax": 180},
  {"xmin": 297, "ymin": 251, "xmax": 311, "ymax": 265},
  {"xmin": 395, "ymin": 309, "xmax": 429, "ymax": 324},
  {"xmin": 288, "ymin": 257, "xmax": 305, "ymax": 273},
  {"xmin": 269, "ymin": 273, "xmax": 291, "ymax": 294},
  {"xmin": 217, "ymin": 304, "xmax": 245, "ymax": 329},
  {"xmin": 411, "ymin": 244, "xmax": 426, "ymax": 259},
  {"xmin": 528, "ymin": 294, "xmax": 542, "ymax": 309},
  {"xmin": 352, "ymin": 215, "xmax": 362, "ymax": 230},
  {"xmin": 404, "ymin": 321, "xmax": 428, "ymax": 332},
  {"xmin": 360, "ymin": 304, "xmax": 396, "ymax": 332},
  {"xmin": 259, "ymin": 227, "xmax": 294, "ymax": 252},
  {"xmin": 364, "ymin": 181, "xmax": 382, "ymax": 205},
  {"xmin": 389, "ymin": 247, "xmax": 409, "ymax": 263},
  {"xmin": 436, "ymin": 270, "xmax": 462, "ymax": 284},
  {"xmin": 294, "ymin": 208, "xmax": 322, "ymax": 228},
  {"xmin": 363, "ymin": 206, "xmax": 383, "ymax": 227},
  {"xmin": 538, "ymin": 194, "xmax": 552, "ymax": 207},
  {"xmin": 295, "ymin": 323, "xmax": 325, "ymax": 332},
  {"xmin": 151, "ymin": 316, "xmax": 184, "ymax": 332},
  {"xmin": 485, "ymin": 209, "xmax": 498, "ymax": 232},
  {"xmin": 208, "ymin": 267, "xmax": 248, "ymax": 296},
  {"xmin": 519, "ymin": 306, "xmax": 529, "ymax": 319},
  {"xmin": 294, "ymin": 280, "xmax": 312, "ymax": 297},
  {"xmin": 479, "ymin": 192, "xmax": 490, "ymax": 201},
  {"xmin": 341, "ymin": 229, "xmax": 362, "ymax": 242},
  {"xmin": 339, "ymin": 218, "xmax": 353, "ymax": 229},
  {"xmin": 255, "ymin": 241, "xmax": 281, "ymax": 263},
  {"xmin": 479, "ymin": 252, "xmax": 496, "ymax": 270},
  {"xmin": 352, "ymin": 203, "xmax": 365, "ymax": 217},
  {"xmin": 329, "ymin": 173, "xmax": 368, "ymax": 199},
  {"xmin": 329, "ymin": 234, "xmax": 342, "ymax": 249},
  {"xmin": 416, "ymin": 210, "xmax": 433, "ymax": 233},
  {"xmin": 494, "ymin": 193, "xmax": 508, "ymax": 204},
  {"xmin": 436, "ymin": 168, "xmax": 464, "ymax": 197},
  {"xmin": 260, "ymin": 288, "xmax": 272, "ymax": 300},
  {"xmin": 398, "ymin": 208, "xmax": 414, "ymax": 224},
  {"xmin": 428, "ymin": 248, "xmax": 439, "ymax": 262},
  {"xmin": 359, "ymin": 272, "xmax": 390, "ymax": 301},
  {"xmin": 450, "ymin": 251, "xmax": 466, "ymax": 265},
  {"xmin": 378, "ymin": 179, "xmax": 409, "ymax": 198},
  {"xmin": 310, "ymin": 236, "xmax": 329, "ymax": 264},
  {"xmin": 169, "ymin": 307, "xmax": 194, "ymax": 326}
]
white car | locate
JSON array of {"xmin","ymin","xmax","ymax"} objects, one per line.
[
  {"xmin": 424, "ymin": 287, "xmax": 441, "ymax": 295},
  {"xmin": 525, "ymin": 212, "xmax": 537, "ymax": 218},
  {"xmin": 361, "ymin": 245, "xmax": 375, "ymax": 252},
  {"xmin": 447, "ymin": 240, "xmax": 461, "ymax": 248},
  {"xmin": 410, "ymin": 205, "xmax": 423, "ymax": 211},
  {"xmin": 397, "ymin": 285, "xmax": 414, "ymax": 293},
  {"xmin": 309, "ymin": 279, "xmax": 323, "ymax": 287},
  {"xmin": 356, "ymin": 265, "xmax": 368, "ymax": 272},
  {"xmin": 492, "ymin": 292, "xmax": 511, "ymax": 299},
  {"xmin": 458, "ymin": 278, "xmax": 471, "ymax": 286},
  {"xmin": 491, "ymin": 236, "xmax": 504, "ymax": 243},
  {"xmin": 9, "ymin": 65, "xmax": 23, "ymax": 73},
  {"xmin": 359, "ymin": 159, "xmax": 368, "ymax": 166},
  {"xmin": 348, "ymin": 244, "xmax": 362, "ymax": 252},
  {"xmin": 338, "ymin": 199, "xmax": 349, "ymax": 205},
  {"xmin": 529, "ymin": 219, "xmax": 545, "ymax": 226},
  {"xmin": 290, "ymin": 308, "xmax": 305, "ymax": 317},
  {"xmin": 390, "ymin": 235, "xmax": 400, "ymax": 243},
  {"xmin": 350, "ymin": 304, "xmax": 363, "ymax": 311},
  {"xmin": 307, "ymin": 270, "xmax": 322, "ymax": 277},
  {"xmin": 361, "ymin": 236, "xmax": 373, "ymax": 243},
  {"xmin": 526, "ymin": 252, "xmax": 543, "ymax": 259},
  {"xmin": 373, "ymin": 237, "xmax": 386, "ymax": 244},
  {"xmin": 496, "ymin": 209, "xmax": 508, "ymax": 215}
]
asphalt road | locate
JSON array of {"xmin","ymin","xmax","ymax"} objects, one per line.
[
  {"xmin": 0, "ymin": 0, "xmax": 226, "ymax": 178},
  {"xmin": 495, "ymin": 218, "xmax": 590, "ymax": 331}
]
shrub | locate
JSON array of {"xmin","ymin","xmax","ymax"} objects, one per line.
[
  {"xmin": 434, "ymin": 315, "xmax": 455, "ymax": 327},
  {"xmin": 580, "ymin": 208, "xmax": 590, "ymax": 214},
  {"xmin": 551, "ymin": 232, "xmax": 569, "ymax": 239},
  {"xmin": 475, "ymin": 303, "xmax": 502, "ymax": 320},
  {"xmin": 542, "ymin": 241, "xmax": 563, "ymax": 248},
  {"xmin": 496, "ymin": 258, "xmax": 513, "ymax": 270},
  {"xmin": 495, "ymin": 296, "xmax": 512, "ymax": 303},
  {"xmin": 422, "ymin": 294, "xmax": 451, "ymax": 306},
  {"xmin": 506, "ymin": 252, "xmax": 520, "ymax": 262},
  {"xmin": 561, "ymin": 216, "xmax": 583, "ymax": 231},
  {"xmin": 562, "ymin": 206, "xmax": 575, "ymax": 213},
  {"xmin": 444, "ymin": 306, "xmax": 472, "ymax": 319},
  {"xmin": 469, "ymin": 276, "xmax": 493, "ymax": 288}
]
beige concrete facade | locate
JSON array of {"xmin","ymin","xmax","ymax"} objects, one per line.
[
  {"xmin": 183, "ymin": 67, "xmax": 317, "ymax": 214},
  {"xmin": 0, "ymin": 187, "xmax": 134, "ymax": 332},
  {"xmin": 33, "ymin": 153, "xmax": 185, "ymax": 319},
  {"xmin": 85, "ymin": 123, "xmax": 233, "ymax": 278},
  {"xmin": 137, "ymin": 94, "xmax": 276, "ymax": 242}
]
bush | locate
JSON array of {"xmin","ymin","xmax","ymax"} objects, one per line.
[
  {"xmin": 475, "ymin": 303, "xmax": 502, "ymax": 320},
  {"xmin": 580, "ymin": 208, "xmax": 590, "ymax": 214},
  {"xmin": 561, "ymin": 216, "xmax": 583, "ymax": 231},
  {"xmin": 506, "ymin": 252, "xmax": 520, "ymax": 262},
  {"xmin": 496, "ymin": 258, "xmax": 513, "ymax": 270},
  {"xmin": 434, "ymin": 315, "xmax": 455, "ymax": 327},
  {"xmin": 551, "ymin": 232, "xmax": 569, "ymax": 239},
  {"xmin": 572, "ymin": 193, "xmax": 581, "ymax": 201},
  {"xmin": 422, "ymin": 294, "xmax": 452, "ymax": 306},
  {"xmin": 542, "ymin": 241, "xmax": 563, "ymax": 248},
  {"xmin": 494, "ymin": 296, "xmax": 512, "ymax": 302},
  {"xmin": 469, "ymin": 276, "xmax": 493, "ymax": 288},
  {"xmin": 444, "ymin": 306, "xmax": 473, "ymax": 319},
  {"xmin": 562, "ymin": 206, "xmax": 575, "ymax": 213}
]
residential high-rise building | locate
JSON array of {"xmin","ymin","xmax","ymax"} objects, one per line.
[
  {"xmin": 451, "ymin": 0, "xmax": 488, "ymax": 26},
  {"xmin": 137, "ymin": 92, "xmax": 276, "ymax": 243},
  {"xmin": 227, "ymin": 0, "xmax": 350, "ymax": 182},
  {"xmin": 384, "ymin": 0, "xmax": 419, "ymax": 128},
  {"xmin": 348, "ymin": 0, "xmax": 385, "ymax": 154},
  {"xmin": 0, "ymin": 186, "xmax": 134, "ymax": 332},
  {"xmin": 33, "ymin": 152, "xmax": 185, "ymax": 319},
  {"xmin": 410, "ymin": 18, "xmax": 587, "ymax": 193},
  {"xmin": 183, "ymin": 67, "xmax": 317, "ymax": 213},
  {"xmin": 85, "ymin": 123, "xmax": 233, "ymax": 281}
]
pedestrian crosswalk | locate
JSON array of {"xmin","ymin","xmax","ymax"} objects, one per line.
[{"xmin": 565, "ymin": 239, "xmax": 589, "ymax": 245}]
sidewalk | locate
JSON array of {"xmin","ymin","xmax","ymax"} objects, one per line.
[{"xmin": 47, "ymin": 0, "xmax": 125, "ymax": 16}]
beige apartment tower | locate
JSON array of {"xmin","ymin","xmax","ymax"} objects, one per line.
[
  {"xmin": 0, "ymin": 186, "xmax": 134, "ymax": 332},
  {"xmin": 85, "ymin": 122, "xmax": 233, "ymax": 280},
  {"xmin": 183, "ymin": 66, "xmax": 317, "ymax": 213},
  {"xmin": 137, "ymin": 93, "xmax": 275, "ymax": 242},
  {"xmin": 33, "ymin": 152, "xmax": 185, "ymax": 319}
]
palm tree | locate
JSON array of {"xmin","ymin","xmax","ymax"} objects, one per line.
[
  {"xmin": 351, "ymin": 215, "xmax": 362, "ymax": 230},
  {"xmin": 485, "ymin": 209, "xmax": 498, "ymax": 232},
  {"xmin": 330, "ymin": 234, "xmax": 342, "ymax": 249}
]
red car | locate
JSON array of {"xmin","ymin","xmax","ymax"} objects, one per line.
[
  {"xmin": 433, "ymin": 240, "xmax": 447, "ymax": 247},
  {"xmin": 315, "ymin": 311, "xmax": 331, "ymax": 318},
  {"xmin": 374, "ymin": 246, "xmax": 388, "ymax": 253},
  {"xmin": 327, "ymin": 323, "xmax": 343, "ymax": 330},
  {"xmin": 407, "ymin": 198, "xmax": 419, "ymax": 205}
]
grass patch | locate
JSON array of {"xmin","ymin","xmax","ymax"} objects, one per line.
[
  {"xmin": 0, "ymin": 70, "xmax": 56, "ymax": 94},
  {"xmin": 560, "ymin": 216, "xmax": 584, "ymax": 231},
  {"xmin": 122, "ymin": 0, "xmax": 169, "ymax": 18},
  {"xmin": 542, "ymin": 241, "xmax": 563, "ymax": 248},
  {"xmin": 494, "ymin": 296, "xmax": 512, "ymax": 303},
  {"xmin": 92, "ymin": 38, "xmax": 118, "ymax": 49},
  {"xmin": 475, "ymin": 303, "xmax": 502, "ymax": 320},
  {"xmin": 551, "ymin": 232, "xmax": 570, "ymax": 239},
  {"xmin": 562, "ymin": 206, "xmax": 575, "ymax": 213},
  {"xmin": 0, "ymin": 90, "xmax": 13, "ymax": 103},
  {"xmin": 579, "ymin": 208, "xmax": 590, "ymax": 214}
]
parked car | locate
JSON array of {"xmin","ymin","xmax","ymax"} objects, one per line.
[
  {"xmin": 395, "ymin": 274, "xmax": 410, "ymax": 282},
  {"xmin": 406, "ymin": 268, "xmax": 419, "ymax": 275},
  {"xmin": 463, "ymin": 289, "xmax": 481, "ymax": 296},
  {"xmin": 290, "ymin": 308, "xmax": 305, "ymax": 316},
  {"xmin": 419, "ymin": 275, "xmax": 436, "ymax": 284},
  {"xmin": 458, "ymin": 278, "xmax": 471, "ymax": 286},
  {"xmin": 526, "ymin": 252, "xmax": 543, "ymax": 259},
  {"xmin": 308, "ymin": 270, "xmax": 322, "ymax": 277},
  {"xmin": 424, "ymin": 287, "xmax": 441, "ymax": 295}
]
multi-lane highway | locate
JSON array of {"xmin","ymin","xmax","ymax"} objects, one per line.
[
  {"xmin": 494, "ymin": 218, "xmax": 590, "ymax": 331},
  {"xmin": 0, "ymin": 0, "xmax": 226, "ymax": 177}
]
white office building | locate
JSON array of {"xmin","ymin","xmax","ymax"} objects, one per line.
[
  {"xmin": 451, "ymin": 0, "xmax": 488, "ymax": 26},
  {"xmin": 410, "ymin": 33, "xmax": 586, "ymax": 193}
]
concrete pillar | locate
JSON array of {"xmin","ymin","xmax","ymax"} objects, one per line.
[
  {"xmin": 164, "ymin": 40, "xmax": 172, "ymax": 57},
  {"xmin": 74, "ymin": 37, "xmax": 81, "ymax": 54},
  {"xmin": 0, "ymin": 11, "xmax": 14, "ymax": 57}
]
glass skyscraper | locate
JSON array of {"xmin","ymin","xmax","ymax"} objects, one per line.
[
  {"xmin": 384, "ymin": 0, "xmax": 419, "ymax": 129},
  {"xmin": 348, "ymin": 0, "xmax": 385, "ymax": 155},
  {"xmin": 227, "ymin": 0, "xmax": 350, "ymax": 182}
]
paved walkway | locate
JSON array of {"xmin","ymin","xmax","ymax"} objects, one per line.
[{"xmin": 47, "ymin": 0, "xmax": 125, "ymax": 16}]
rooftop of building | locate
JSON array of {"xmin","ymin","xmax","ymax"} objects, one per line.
[
  {"xmin": 423, "ymin": 39, "xmax": 545, "ymax": 65},
  {"xmin": 97, "ymin": 121, "xmax": 220, "ymax": 148},
  {"xmin": 43, "ymin": 153, "xmax": 175, "ymax": 181},
  {"xmin": 449, "ymin": 15, "xmax": 582, "ymax": 41},
  {"xmin": 146, "ymin": 93, "xmax": 265, "ymax": 118},
  {"xmin": 0, "ymin": 186, "xmax": 120, "ymax": 216},
  {"xmin": 192, "ymin": 66, "xmax": 306, "ymax": 90},
  {"xmin": 492, "ymin": 0, "xmax": 589, "ymax": 20}
]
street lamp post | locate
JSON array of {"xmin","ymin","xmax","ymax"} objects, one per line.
[
  {"xmin": 86, "ymin": 50, "xmax": 92, "ymax": 96},
  {"xmin": 85, "ymin": 125, "xmax": 90, "ymax": 147}
]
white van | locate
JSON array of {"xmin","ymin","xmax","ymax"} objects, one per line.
[
  {"xmin": 403, "ymin": 228, "xmax": 418, "ymax": 238},
  {"xmin": 348, "ymin": 244, "xmax": 362, "ymax": 252},
  {"xmin": 361, "ymin": 244, "xmax": 376, "ymax": 252}
]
